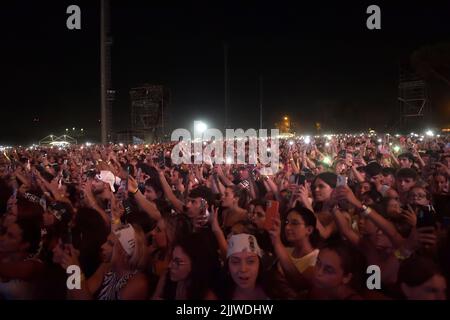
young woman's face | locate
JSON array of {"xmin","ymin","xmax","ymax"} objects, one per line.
[
  {"xmin": 386, "ymin": 198, "xmax": 402, "ymax": 216},
  {"xmin": 313, "ymin": 178, "xmax": 333, "ymax": 202},
  {"xmin": 228, "ymin": 251, "xmax": 260, "ymax": 290},
  {"xmin": 385, "ymin": 188, "xmax": 399, "ymax": 201},
  {"xmin": 313, "ymin": 249, "xmax": 350, "ymax": 290},
  {"xmin": 345, "ymin": 153, "xmax": 353, "ymax": 167},
  {"xmin": 359, "ymin": 182, "xmax": 371, "ymax": 196},
  {"xmin": 221, "ymin": 188, "xmax": 236, "ymax": 208},
  {"xmin": 144, "ymin": 185, "xmax": 158, "ymax": 201},
  {"xmin": 285, "ymin": 212, "xmax": 311, "ymax": 244},
  {"xmin": 434, "ymin": 175, "xmax": 448, "ymax": 194},
  {"xmin": 150, "ymin": 219, "xmax": 167, "ymax": 249},
  {"xmin": 91, "ymin": 178, "xmax": 106, "ymax": 194},
  {"xmin": 402, "ymin": 274, "xmax": 447, "ymax": 300},
  {"xmin": 0, "ymin": 223, "xmax": 26, "ymax": 254},
  {"xmin": 408, "ymin": 187, "xmax": 429, "ymax": 206},
  {"xmin": 169, "ymin": 246, "xmax": 192, "ymax": 282},
  {"xmin": 100, "ymin": 234, "xmax": 115, "ymax": 263},
  {"xmin": 358, "ymin": 216, "xmax": 377, "ymax": 237}
]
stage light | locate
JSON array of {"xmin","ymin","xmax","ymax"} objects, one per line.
[{"xmin": 194, "ymin": 121, "xmax": 207, "ymax": 134}]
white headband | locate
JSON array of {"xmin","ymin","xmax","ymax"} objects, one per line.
[
  {"xmin": 227, "ymin": 233, "xmax": 262, "ymax": 258},
  {"xmin": 96, "ymin": 170, "xmax": 118, "ymax": 192},
  {"xmin": 114, "ymin": 224, "xmax": 136, "ymax": 256}
]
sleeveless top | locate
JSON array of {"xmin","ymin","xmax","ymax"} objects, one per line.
[{"xmin": 96, "ymin": 270, "xmax": 138, "ymax": 300}]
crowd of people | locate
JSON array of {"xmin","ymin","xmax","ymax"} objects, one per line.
[{"xmin": 0, "ymin": 132, "xmax": 449, "ymax": 300}]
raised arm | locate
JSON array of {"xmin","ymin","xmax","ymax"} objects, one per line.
[
  {"xmin": 127, "ymin": 176, "xmax": 162, "ymax": 221},
  {"xmin": 269, "ymin": 218, "xmax": 310, "ymax": 290},
  {"xmin": 157, "ymin": 169, "xmax": 184, "ymax": 213},
  {"xmin": 335, "ymin": 186, "xmax": 404, "ymax": 249},
  {"xmin": 331, "ymin": 207, "xmax": 361, "ymax": 247}
]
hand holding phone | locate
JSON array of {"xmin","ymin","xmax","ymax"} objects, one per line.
[
  {"xmin": 336, "ymin": 175, "xmax": 347, "ymax": 187},
  {"xmin": 416, "ymin": 206, "xmax": 437, "ymax": 229},
  {"xmin": 264, "ymin": 200, "xmax": 280, "ymax": 231}
]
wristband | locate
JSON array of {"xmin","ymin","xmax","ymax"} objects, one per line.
[
  {"xmin": 132, "ymin": 187, "xmax": 139, "ymax": 194},
  {"xmin": 394, "ymin": 248, "xmax": 412, "ymax": 261},
  {"xmin": 360, "ymin": 205, "xmax": 371, "ymax": 217}
]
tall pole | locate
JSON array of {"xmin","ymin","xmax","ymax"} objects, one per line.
[
  {"xmin": 224, "ymin": 43, "xmax": 228, "ymax": 130},
  {"xmin": 259, "ymin": 75, "xmax": 263, "ymax": 129},
  {"xmin": 100, "ymin": 0, "xmax": 107, "ymax": 144}
]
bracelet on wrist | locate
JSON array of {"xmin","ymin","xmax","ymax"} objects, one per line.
[{"xmin": 359, "ymin": 205, "xmax": 372, "ymax": 217}]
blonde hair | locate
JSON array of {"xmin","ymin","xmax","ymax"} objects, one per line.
[{"xmin": 126, "ymin": 224, "xmax": 148, "ymax": 271}]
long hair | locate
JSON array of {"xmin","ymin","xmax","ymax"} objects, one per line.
[
  {"xmin": 222, "ymin": 256, "xmax": 266, "ymax": 300},
  {"xmin": 230, "ymin": 185, "xmax": 250, "ymax": 209},
  {"xmin": 320, "ymin": 240, "xmax": 367, "ymax": 291},
  {"xmin": 126, "ymin": 224, "xmax": 148, "ymax": 271},
  {"xmin": 165, "ymin": 233, "xmax": 219, "ymax": 300}
]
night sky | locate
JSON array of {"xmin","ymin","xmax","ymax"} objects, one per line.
[{"xmin": 1, "ymin": 0, "xmax": 450, "ymax": 145}]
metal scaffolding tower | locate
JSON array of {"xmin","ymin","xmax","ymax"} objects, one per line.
[
  {"xmin": 398, "ymin": 62, "xmax": 429, "ymax": 131},
  {"xmin": 130, "ymin": 85, "xmax": 170, "ymax": 143}
]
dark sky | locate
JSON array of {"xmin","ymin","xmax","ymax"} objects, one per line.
[{"xmin": 1, "ymin": 0, "xmax": 450, "ymax": 145}]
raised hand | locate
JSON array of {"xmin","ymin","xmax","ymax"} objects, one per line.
[
  {"xmin": 127, "ymin": 175, "xmax": 139, "ymax": 193},
  {"xmin": 59, "ymin": 243, "xmax": 81, "ymax": 270},
  {"xmin": 268, "ymin": 217, "xmax": 282, "ymax": 246},
  {"xmin": 334, "ymin": 185, "xmax": 361, "ymax": 208},
  {"xmin": 399, "ymin": 205, "xmax": 417, "ymax": 227},
  {"xmin": 210, "ymin": 205, "xmax": 221, "ymax": 233}
]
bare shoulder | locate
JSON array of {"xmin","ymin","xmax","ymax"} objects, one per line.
[{"xmin": 120, "ymin": 272, "xmax": 149, "ymax": 300}]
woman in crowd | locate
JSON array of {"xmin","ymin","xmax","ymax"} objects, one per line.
[
  {"xmin": 221, "ymin": 186, "xmax": 250, "ymax": 229},
  {"xmin": 0, "ymin": 217, "xmax": 44, "ymax": 299},
  {"xmin": 55, "ymin": 223, "xmax": 149, "ymax": 300},
  {"xmin": 398, "ymin": 254, "xmax": 447, "ymax": 300},
  {"xmin": 223, "ymin": 233, "xmax": 269, "ymax": 300},
  {"xmin": 0, "ymin": 134, "xmax": 449, "ymax": 300},
  {"xmin": 268, "ymin": 205, "xmax": 320, "ymax": 298},
  {"xmin": 309, "ymin": 240, "xmax": 366, "ymax": 300},
  {"xmin": 152, "ymin": 233, "xmax": 219, "ymax": 300},
  {"xmin": 147, "ymin": 213, "xmax": 191, "ymax": 281}
]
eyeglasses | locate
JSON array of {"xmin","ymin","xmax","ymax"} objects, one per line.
[
  {"xmin": 285, "ymin": 220, "xmax": 305, "ymax": 226},
  {"xmin": 170, "ymin": 258, "xmax": 189, "ymax": 268},
  {"xmin": 409, "ymin": 193, "xmax": 427, "ymax": 199}
]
